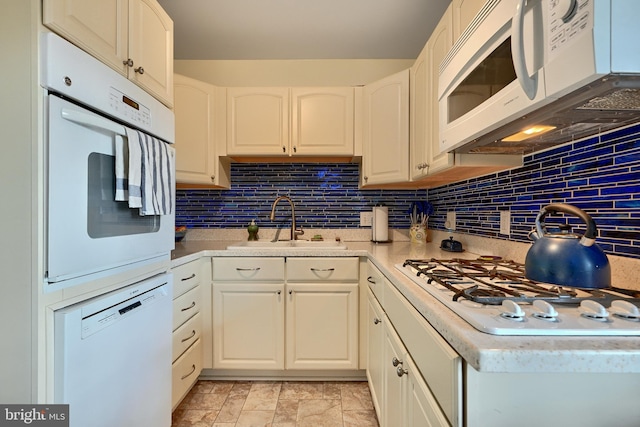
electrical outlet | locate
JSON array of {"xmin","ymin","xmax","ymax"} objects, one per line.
[
  {"xmin": 500, "ymin": 210, "xmax": 511, "ymax": 235},
  {"xmin": 446, "ymin": 211, "xmax": 456, "ymax": 230},
  {"xmin": 360, "ymin": 211, "xmax": 373, "ymax": 227}
]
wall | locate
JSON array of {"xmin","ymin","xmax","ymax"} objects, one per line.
[
  {"xmin": 177, "ymin": 123, "xmax": 640, "ymax": 260},
  {"xmin": 174, "ymin": 59, "xmax": 414, "ymax": 87}
]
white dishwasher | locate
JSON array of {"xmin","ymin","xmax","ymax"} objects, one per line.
[{"xmin": 54, "ymin": 273, "xmax": 173, "ymax": 427}]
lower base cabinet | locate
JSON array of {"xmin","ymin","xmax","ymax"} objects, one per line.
[
  {"xmin": 212, "ymin": 256, "xmax": 359, "ymax": 371},
  {"xmin": 366, "ymin": 260, "xmax": 460, "ymax": 427}
]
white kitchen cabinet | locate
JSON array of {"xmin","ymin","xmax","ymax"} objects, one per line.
[
  {"xmin": 291, "ymin": 87, "xmax": 354, "ymax": 156},
  {"xmin": 409, "ymin": 43, "xmax": 431, "ymax": 181},
  {"xmin": 171, "ymin": 258, "xmax": 208, "ymax": 409},
  {"xmin": 43, "ymin": 0, "xmax": 174, "ymax": 107},
  {"xmin": 362, "ymin": 69, "xmax": 410, "ymax": 186},
  {"xmin": 213, "ymin": 282, "xmax": 286, "ymax": 370},
  {"xmin": 366, "ymin": 289, "xmax": 385, "ymax": 418},
  {"xmin": 174, "ymin": 74, "xmax": 230, "ymax": 188},
  {"xmin": 211, "ymin": 257, "xmax": 359, "ymax": 371},
  {"xmin": 226, "ymin": 87, "xmax": 355, "ymax": 157},
  {"xmin": 366, "ymin": 260, "xmax": 460, "ymax": 427},
  {"xmin": 285, "ymin": 257, "xmax": 359, "ymax": 370},
  {"xmin": 452, "ymin": 0, "xmax": 487, "ymax": 42}
]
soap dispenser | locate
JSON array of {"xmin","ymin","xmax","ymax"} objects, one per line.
[{"xmin": 247, "ymin": 220, "xmax": 259, "ymax": 241}]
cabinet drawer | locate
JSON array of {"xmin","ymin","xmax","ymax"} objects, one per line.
[
  {"xmin": 172, "ymin": 338, "xmax": 203, "ymax": 410},
  {"xmin": 172, "ymin": 311, "xmax": 202, "ymax": 362},
  {"xmin": 173, "ymin": 285, "xmax": 201, "ymax": 330},
  {"xmin": 366, "ymin": 260, "xmax": 385, "ymax": 303},
  {"xmin": 287, "ymin": 257, "xmax": 359, "ymax": 282},
  {"xmin": 173, "ymin": 259, "xmax": 202, "ymax": 298},
  {"xmin": 383, "ymin": 280, "xmax": 462, "ymax": 427},
  {"xmin": 212, "ymin": 257, "xmax": 285, "ymax": 281}
]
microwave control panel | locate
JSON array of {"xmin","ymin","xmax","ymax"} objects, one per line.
[{"xmin": 548, "ymin": 0, "xmax": 591, "ymax": 55}]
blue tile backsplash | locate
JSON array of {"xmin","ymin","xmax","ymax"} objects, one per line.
[{"xmin": 176, "ymin": 123, "xmax": 640, "ymax": 260}]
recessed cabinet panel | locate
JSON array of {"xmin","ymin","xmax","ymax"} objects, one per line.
[
  {"xmin": 291, "ymin": 88, "xmax": 354, "ymax": 155},
  {"xmin": 287, "ymin": 257, "xmax": 359, "ymax": 282},
  {"xmin": 227, "ymin": 88, "xmax": 290, "ymax": 155},
  {"xmin": 285, "ymin": 282, "xmax": 359, "ymax": 370},
  {"xmin": 362, "ymin": 69, "xmax": 410, "ymax": 186}
]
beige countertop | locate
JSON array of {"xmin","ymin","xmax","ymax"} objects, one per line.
[{"xmin": 172, "ymin": 237, "xmax": 640, "ymax": 374}]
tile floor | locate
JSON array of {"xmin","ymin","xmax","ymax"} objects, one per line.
[{"xmin": 172, "ymin": 380, "xmax": 379, "ymax": 427}]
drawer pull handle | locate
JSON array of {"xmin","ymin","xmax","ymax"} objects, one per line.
[
  {"xmin": 181, "ymin": 364, "xmax": 196, "ymax": 380},
  {"xmin": 367, "ymin": 276, "xmax": 376, "ymax": 284},
  {"xmin": 396, "ymin": 366, "xmax": 408, "ymax": 377},
  {"xmin": 181, "ymin": 273, "xmax": 196, "ymax": 281},
  {"xmin": 310, "ymin": 268, "xmax": 335, "ymax": 272},
  {"xmin": 392, "ymin": 357, "xmax": 403, "ymax": 367},
  {"xmin": 181, "ymin": 301, "xmax": 196, "ymax": 312},
  {"xmin": 373, "ymin": 318, "xmax": 381, "ymax": 325},
  {"xmin": 236, "ymin": 267, "xmax": 261, "ymax": 271},
  {"xmin": 181, "ymin": 329, "xmax": 196, "ymax": 343}
]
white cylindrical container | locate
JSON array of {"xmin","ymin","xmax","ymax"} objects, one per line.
[{"xmin": 372, "ymin": 204, "xmax": 389, "ymax": 242}]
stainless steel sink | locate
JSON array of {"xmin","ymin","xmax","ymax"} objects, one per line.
[{"xmin": 226, "ymin": 240, "xmax": 347, "ymax": 250}]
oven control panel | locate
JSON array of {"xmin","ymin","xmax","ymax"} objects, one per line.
[{"xmin": 109, "ymin": 87, "xmax": 151, "ymax": 128}]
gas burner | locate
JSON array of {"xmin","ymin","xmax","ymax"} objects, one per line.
[{"xmin": 396, "ymin": 258, "xmax": 640, "ymax": 336}]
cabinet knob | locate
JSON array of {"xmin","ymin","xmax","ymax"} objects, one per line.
[
  {"xmin": 277, "ymin": 290, "xmax": 282, "ymax": 295},
  {"xmin": 210, "ymin": 175, "xmax": 215, "ymax": 182},
  {"xmin": 123, "ymin": 58, "xmax": 134, "ymax": 67},
  {"xmin": 134, "ymin": 66, "xmax": 145, "ymax": 75},
  {"xmin": 392, "ymin": 357, "xmax": 403, "ymax": 367},
  {"xmin": 373, "ymin": 318, "xmax": 381, "ymax": 325},
  {"xmin": 396, "ymin": 366, "xmax": 408, "ymax": 377},
  {"xmin": 293, "ymin": 146, "xmax": 297, "ymax": 153},
  {"xmin": 364, "ymin": 176, "xmax": 368, "ymax": 182},
  {"xmin": 282, "ymin": 146, "xmax": 286, "ymax": 153}
]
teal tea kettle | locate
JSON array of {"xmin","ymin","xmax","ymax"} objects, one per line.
[{"xmin": 525, "ymin": 203, "xmax": 611, "ymax": 289}]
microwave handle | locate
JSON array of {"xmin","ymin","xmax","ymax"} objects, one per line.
[
  {"xmin": 512, "ymin": 0, "xmax": 537, "ymax": 100},
  {"xmin": 61, "ymin": 108, "xmax": 127, "ymax": 136}
]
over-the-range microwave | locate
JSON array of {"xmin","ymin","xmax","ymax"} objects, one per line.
[{"xmin": 438, "ymin": 0, "xmax": 640, "ymax": 155}]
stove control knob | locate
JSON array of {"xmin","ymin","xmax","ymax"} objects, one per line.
[
  {"xmin": 532, "ymin": 300, "xmax": 559, "ymax": 321},
  {"xmin": 578, "ymin": 300, "xmax": 609, "ymax": 320},
  {"xmin": 610, "ymin": 300, "xmax": 640, "ymax": 321},
  {"xmin": 499, "ymin": 300, "xmax": 525, "ymax": 320}
]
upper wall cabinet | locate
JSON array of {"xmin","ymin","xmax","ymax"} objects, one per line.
[
  {"xmin": 452, "ymin": 0, "xmax": 487, "ymax": 42},
  {"xmin": 174, "ymin": 74, "xmax": 230, "ymax": 189},
  {"xmin": 43, "ymin": 0, "xmax": 174, "ymax": 107},
  {"xmin": 226, "ymin": 87, "xmax": 355, "ymax": 158},
  {"xmin": 361, "ymin": 69, "xmax": 410, "ymax": 187}
]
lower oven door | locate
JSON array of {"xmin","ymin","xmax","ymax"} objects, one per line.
[{"xmin": 46, "ymin": 95, "xmax": 174, "ymax": 286}]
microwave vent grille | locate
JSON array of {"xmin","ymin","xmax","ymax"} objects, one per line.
[{"xmin": 578, "ymin": 88, "xmax": 640, "ymax": 111}]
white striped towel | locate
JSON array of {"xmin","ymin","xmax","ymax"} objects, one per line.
[
  {"xmin": 125, "ymin": 127, "xmax": 175, "ymax": 216},
  {"xmin": 114, "ymin": 134, "xmax": 129, "ymax": 201}
]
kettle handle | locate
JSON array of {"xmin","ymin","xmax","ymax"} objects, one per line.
[{"xmin": 535, "ymin": 203, "xmax": 597, "ymax": 247}]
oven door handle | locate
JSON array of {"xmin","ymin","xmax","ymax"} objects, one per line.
[{"xmin": 61, "ymin": 107, "xmax": 127, "ymax": 136}]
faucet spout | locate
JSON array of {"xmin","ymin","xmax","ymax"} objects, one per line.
[{"xmin": 269, "ymin": 195, "xmax": 304, "ymax": 241}]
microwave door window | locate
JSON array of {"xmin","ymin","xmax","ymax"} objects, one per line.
[
  {"xmin": 448, "ymin": 37, "xmax": 517, "ymax": 124},
  {"xmin": 87, "ymin": 152, "xmax": 159, "ymax": 238}
]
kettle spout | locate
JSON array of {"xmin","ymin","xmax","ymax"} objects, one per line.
[{"xmin": 527, "ymin": 228, "xmax": 539, "ymax": 241}]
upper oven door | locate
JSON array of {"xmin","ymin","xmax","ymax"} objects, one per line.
[
  {"xmin": 438, "ymin": 0, "xmax": 549, "ymax": 153},
  {"xmin": 46, "ymin": 95, "xmax": 174, "ymax": 285}
]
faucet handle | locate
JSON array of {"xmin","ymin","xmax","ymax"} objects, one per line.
[{"xmin": 295, "ymin": 226, "xmax": 304, "ymax": 237}]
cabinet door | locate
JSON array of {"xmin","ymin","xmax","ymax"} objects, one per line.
[
  {"xmin": 128, "ymin": 0, "xmax": 174, "ymax": 106},
  {"xmin": 362, "ymin": 69, "xmax": 410, "ymax": 186},
  {"xmin": 285, "ymin": 282, "xmax": 359, "ymax": 370},
  {"xmin": 227, "ymin": 88, "xmax": 290, "ymax": 155},
  {"xmin": 405, "ymin": 356, "xmax": 451, "ymax": 427},
  {"xmin": 427, "ymin": 5, "xmax": 455, "ymax": 175},
  {"xmin": 43, "ymin": 0, "xmax": 129, "ymax": 74},
  {"xmin": 212, "ymin": 283, "xmax": 285, "ymax": 369},
  {"xmin": 410, "ymin": 44, "xmax": 430, "ymax": 181},
  {"xmin": 174, "ymin": 74, "xmax": 230, "ymax": 188},
  {"xmin": 367, "ymin": 290, "xmax": 385, "ymax": 419},
  {"xmin": 453, "ymin": 0, "xmax": 487, "ymax": 42},
  {"xmin": 291, "ymin": 88, "xmax": 354, "ymax": 156},
  {"xmin": 382, "ymin": 318, "xmax": 407, "ymax": 427}
]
